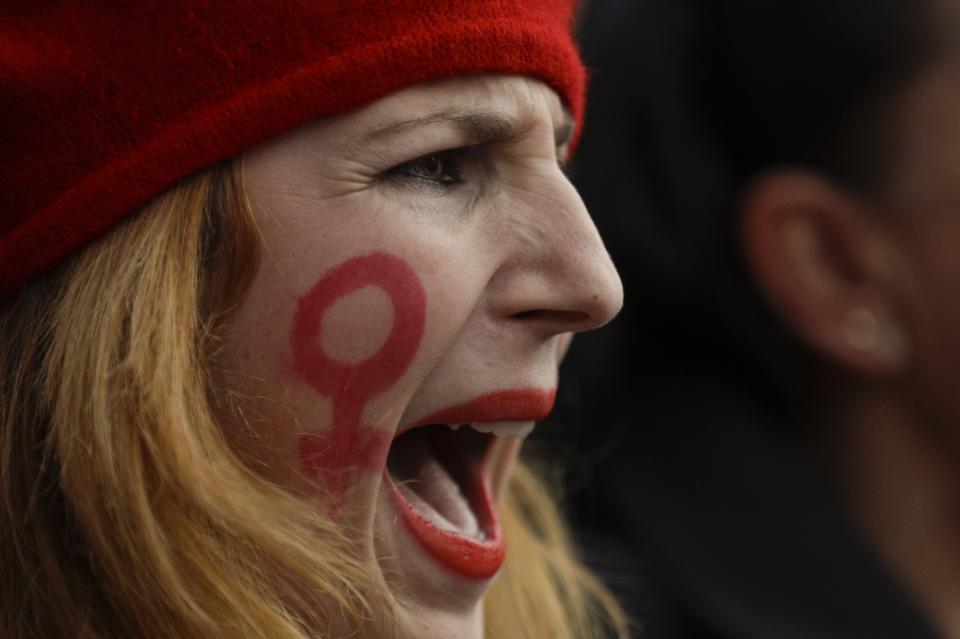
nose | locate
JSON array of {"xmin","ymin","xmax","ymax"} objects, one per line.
[{"xmin": 487, "ymin": 171, "xmax": 623, "ymax": 336}]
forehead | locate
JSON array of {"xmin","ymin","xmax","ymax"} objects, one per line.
[
  {"xmin": 322, "ymin": 74, "xmax": 572, "ymax": 145},
  {"xmin": 363, "ymin": 74, "xmax": 566, "ymax": 119}
]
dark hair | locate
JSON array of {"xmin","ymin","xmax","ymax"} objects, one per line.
[{"xmin": 698, "ymin": 0, "xmax": 938, "ymax": 191}]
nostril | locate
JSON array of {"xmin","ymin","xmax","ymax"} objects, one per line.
[{"xmin": 512, "ymin": 309, "xmax": 591, "ymax": 325}]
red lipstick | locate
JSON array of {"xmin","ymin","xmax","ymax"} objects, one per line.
[
  {"xmin": 385, "ymin": 459, "xmax": 503, "ymax": 580},
  {"xmin": 386, "ymin": 387, "xmax": 556, "ymax": 580},
  {"xmin": 413, "ymin": 387, "xmax": 557, "ymax": 429}
]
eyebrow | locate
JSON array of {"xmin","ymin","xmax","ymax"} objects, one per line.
[{"xmin": 362, "ymin": 107, "xmax": 575, "ymax": 149}]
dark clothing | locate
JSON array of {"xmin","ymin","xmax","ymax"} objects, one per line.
[{"xmin": 561, "ymin": 386, "xmax": 937, "ymax": 639}]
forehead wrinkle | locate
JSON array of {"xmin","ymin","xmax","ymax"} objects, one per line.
[
  {"xmin": 358, "ymin": 107, "xmax": 531, "ymax": 146},
  {"xmin": 354, "ymin": 99, "xmax": 586, "ymax": 152}
]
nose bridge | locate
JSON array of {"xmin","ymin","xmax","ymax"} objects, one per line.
[{"xmin": 492, "ymin": 169, "xmax": 623, "ymax": 333}]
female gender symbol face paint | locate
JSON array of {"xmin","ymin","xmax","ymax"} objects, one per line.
[
  {"xmin": 213, "ymin": 75, "xmax": 623, "ymax": 639},
  {"xmin": 290, "ymin": 252, "xmax": 426, "ymax": 495}
]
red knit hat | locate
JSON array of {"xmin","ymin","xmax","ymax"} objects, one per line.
[{"xmin": 0, "ymin": 1, "xmax": 585, "ymax": 302}]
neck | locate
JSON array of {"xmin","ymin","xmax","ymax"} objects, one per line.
[{"xmin": 839, "ymin": 389, "xmax": 960, "ymax": 638}]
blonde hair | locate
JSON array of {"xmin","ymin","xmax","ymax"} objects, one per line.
[{"xmin": 0, "ymin": 162, "xmax": 630, "ymax": 638}]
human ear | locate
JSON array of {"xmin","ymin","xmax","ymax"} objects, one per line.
[{"xmin": 741, "ymin": 171, "xmax": 910, "ymax": 376}]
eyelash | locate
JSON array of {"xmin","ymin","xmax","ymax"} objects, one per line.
[
  {"xmin": 384, "ymin": 148, "xmax": 469, "ymax": 190},
  {"xmin": 382, "ymin": 144, "xmax": 570, "ymax": 192}
]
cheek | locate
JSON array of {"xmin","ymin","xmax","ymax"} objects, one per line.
[
  {"xmin": 321, "ymin": 286, "xmax": 394, "ymax": 364},
  {"xmin": 290, "ymin": 252, "xmax": 427, "ymax": 496},
  {"xmin": 209, "ymin": 284, "xmax": 308, "ymax": 488},
  {"xmin": 901, "ymin": 216, "xmax": 960, "ymax": 434},
  {"xmin": 212, "ymin": 252, "xmax": 430, "ymax": 500}
]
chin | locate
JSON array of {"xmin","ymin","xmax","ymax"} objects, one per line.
[
  {"xmin": 372, "ymin": 428, "xmax": 521, "ymax": 638},
  {"xmin": 392, "ymin": 593, "xmax": 486, "ymax": 639},
  {"xmin": 367, "ymin": 390, "xmax": 554, "ymax": 638}
]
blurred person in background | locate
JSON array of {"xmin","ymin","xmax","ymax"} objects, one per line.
[{"xmin": 534, "ymin": 0, "xmax": 960, "ymax": 636}]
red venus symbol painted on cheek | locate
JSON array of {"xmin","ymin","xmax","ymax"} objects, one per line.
[{"xmin": 291, "ymin": 252, "xmax": 426, "ymax": 495}]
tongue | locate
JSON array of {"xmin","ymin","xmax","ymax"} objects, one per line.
[{"xmin": 390, "ymin": 439, "xmax": 480, "ymax": 538}]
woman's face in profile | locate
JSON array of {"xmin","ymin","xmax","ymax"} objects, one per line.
[{"xmin": 213, "ymin": 74, "xmax": 622, "ymax": 637}]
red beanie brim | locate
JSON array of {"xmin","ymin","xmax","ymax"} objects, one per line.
[{"xmin": 0, "ymin": 2, "xmax": 585, "ymax": 302}]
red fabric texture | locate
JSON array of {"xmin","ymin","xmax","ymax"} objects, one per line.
[{"xmin": 0, "ymin": 1, "xmax": 584, "ymax": 302}]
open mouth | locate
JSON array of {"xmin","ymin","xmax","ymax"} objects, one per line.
[
  {"xmin": 382, "ymin": 388, "xmax": 555, "ymax": 580},
  {"xmin": 384, "ymin": 422, "xmax": 527, "ymax": 579}
]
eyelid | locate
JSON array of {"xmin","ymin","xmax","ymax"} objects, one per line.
[
  {"xmin": 395, "ymin": 146, "xmax": 468, "ymax": 174},
  {"xmin": 381, "ymin": 146, "xmax": 471, "ymax": 191}
]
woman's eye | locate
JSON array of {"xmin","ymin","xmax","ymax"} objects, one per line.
[{"xmin": 385, "ymin": 149, "xmax": 467, "ymax": 188}]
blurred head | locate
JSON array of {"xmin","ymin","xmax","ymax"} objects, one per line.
[
  {"xmin": 572, "ymin": 0, "xmax": 960, "ymax": 631},
  {"xmin": 0, "ymin": 3, "xmax": 626, "ymax": 638},
  {"xmin": 702, "ymin": 0, "xmax": 960, "ymax": 444},
  {"xmin": 575, "ymin": 0, "xmax": 959, "ymax": 429}
]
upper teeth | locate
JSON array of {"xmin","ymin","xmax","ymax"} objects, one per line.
[{"xmin": 449, "ymin": 421, "xmax": 534, "ymax": 438}]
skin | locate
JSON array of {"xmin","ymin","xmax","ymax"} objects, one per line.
[
  {"xmin": 740, "ymin": 52, "xmax": 960, "ymax": 639},
  {"xmin": 212, "ymin": 74, "xmax": 622, "ymax": 639}
]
